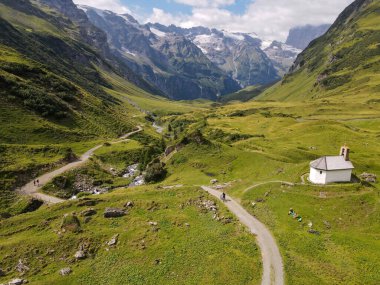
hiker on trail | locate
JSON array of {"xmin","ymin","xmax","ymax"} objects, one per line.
[
  {"xmin": 36, "ymin": 179, "xmax": 39, "ymax": 186},
  {"xmin": 221, "ymin": 192, "xmax": 226, "ymax": 201},
  {"xmin": 33, "ymin": 180, "xmax": 36, "ymax": 186}
]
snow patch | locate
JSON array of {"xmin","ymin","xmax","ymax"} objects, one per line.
[
  {"xmin": 222, "ymin": 30, "xmax": 244, "ymax": 41},
  {"xmin": 260, "ymin": 40, "xmax": 273, "ymax": 50},
  {"xmin": 122, "ymin": 48, "xmax": 136, "ymax": 57},
  {"xmin": 150, "ymin": 27, "xmax": 167, "ymax": 38}
]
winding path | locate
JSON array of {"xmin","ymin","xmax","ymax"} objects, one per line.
[
  {"xmin": 201, "ymin": 186, "xmax": 284, "ymax": 285},
  {"xmin": 18, "ymin": 126, "xmax": 143, "ymax": 204}
]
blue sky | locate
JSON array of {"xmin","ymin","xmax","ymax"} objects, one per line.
[
  {"xmin": 121, "ymin": 0, "xmax": 252, "ymax": 15},
  {"xmin": 74, "ymin": 0, "xmax": 353, "ymax": 40}
]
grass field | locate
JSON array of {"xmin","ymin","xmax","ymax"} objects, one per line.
[
  {"xmin": 0, "ymin": 186, "xmax": 261, "ymax": 285},
  {"xmin": 158, "ymin": 97, "xmax": 380, "ymax": 285}
]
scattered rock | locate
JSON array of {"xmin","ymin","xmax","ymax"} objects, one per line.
[
  {"xmin": 210, "ymin": 179, "xmax": 218, "ymax": 184},
  {"xmin": 0, "ymin": 268, "xmax": 5, "ymax": 276},
  {"xmin": 251, "ymin": 202, "xmax": 256, "ymax": 207},
  {"xmin": 83, "ymin": 217, "xmax": 92, "ymax": 223},
  {"xmin": 308, "ymin": 222, "xmax": 313, "ymax": 228},
  {"xmin": 15, "ymin": 259, "xmax": 29, "ymax": 273},
  {"xmin": 323, "ymin": 220, "xmax": 331, "ymax": 229},
  {"xmin": 184, "ymin": 223, "xmax": 190, "ymax": 227},
  {"xmin": 154, "ymin": 259, "xmax": 161, "ymax": 265},
  {"xmin": 149, "ymin": 221, "xmax": 158, "ymax": 226},
  {"xmin": 124, "ymin": 201, "xmax": 134, "ymax": 208},
  {"xmin": 308, "ymin": 229, "xmax": 320, "ymax": 235},
  {"xmin": 255, "ymin": 198, "xmax": 265, "ymax": 203},
  {"xmin": 264, "ymin": 191, "xmax": 270, "ymax": 197},
  {"xmin": 359, "ymin": 172, "xmax": 377, "ymax": 183},
  {"xmin": 77, "ymin": 199, "xmax": 100, "ymax": 207},
  {"xmin": 8, "ymin": 278, "xmax": 27, "ymax": 285},
  {"xmin": 74, "ymin": 250, "xmax": 86, "ymax": 260},
  {"xmin": 80, "ymin": 208, "xmax": 96, "ymax": 217},
  {"xmin": 107, "ymin": 234, "xmax": 119, "ymax": 246},
  {"xmin": 59, "ymin": 267, "xmax": 72, "ymax": 276},
  {"xmin": 147, "ymin": 201, "xmax": 160, "ymax": 211},
  {"xmin": 276, "ymin": 168, "xmax": 284, "ymax": 174},
  {"xmin": 61, "ymin": 213, "xmax": 81, "ymax": 233},
  {"xmin": 200, "ymin": 200, "xmax": 218, "ymax": 212},
  {"xmin": 104, "ymin": 208, "xmax": 125, "ymax": 218},
  {"xmin": 46, "ymin": 249, "xmax": 55, "ymax": 255}
]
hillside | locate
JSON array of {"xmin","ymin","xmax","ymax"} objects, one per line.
[
  {"xmin": 1, "ymin": 0, "xmax": 380, "ymax": 284},
  {"xmin": 81, "ymin": 7, "xmax": 241, "ymax": 100},
  {"xmin": 147, "ymin": 24, "xmax": 280, "ymax": 88},
  {"xmin": 259, "ymin": 0, "xmax": 380, "ymax": 102},
  {"xmin": 0, "ymin": 0, "xmax": 211, "ymax": 206}
]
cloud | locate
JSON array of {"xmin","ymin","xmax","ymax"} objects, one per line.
[
  {"xmin": 72, "ymin": 0, "xmax": 131, "ymax": 14},
  {"xmin": 148, "ymin": 0, "xmax": 353, "ymax": 41},
  {"xmin": 173, "ymin": 0, "xmax": 236, "ymax": 8}
]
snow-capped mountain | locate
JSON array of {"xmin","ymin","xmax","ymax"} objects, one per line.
[
  {"xmin": 147, "ymin": 23, "xmax": 280, "ymax": 87},
  {"xmin": 77, "ymin": 5, "xmax": 320, "ymax": 99},
  {"xmin": 79, "ymin": 5, "xmax": 240, "ymax": 100},
  {"xmin": 262, "ymin": 41, "xmax": 302, "ymax": 76}
]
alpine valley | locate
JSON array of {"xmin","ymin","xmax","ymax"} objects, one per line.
[{"xmin": 0, "ymin": 0, "xmax": 379, "ymax": 285}]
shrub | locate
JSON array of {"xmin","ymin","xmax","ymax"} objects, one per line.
[{"xmin": 145, "ymin": 160, "xmax": 167, "ymax": 183}]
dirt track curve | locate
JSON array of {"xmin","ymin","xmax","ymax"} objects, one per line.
[
  {"xmin": 18, "ymin": 126, "xmax": 143, "ymax": 204},
  {"xmin": 201, "ymin": 186, "xmax": 284, "ymax": 285}
]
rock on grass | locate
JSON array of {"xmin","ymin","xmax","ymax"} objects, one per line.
[
  {"xmin": 59, "ymin": 267, "xmax": 72, "ymax": 276},
  {"xmin": 104, "ymin": 208, "xmax": 125, "ymax": 218},
  {"xmin": 61, "ymin": 213, "xmax": 81, "ymax": 233}
]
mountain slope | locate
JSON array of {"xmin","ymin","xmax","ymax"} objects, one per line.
[
  {"xmin": 81, "ymin": 6, "xmax": 241, "ymax": 100},
  {"xmin": 259, "ymin": 0, "xmax": 380, "ymax": 102},
  {"xmin": 148, "ymin": 23, "xmax": 280, "ymax": 88}
]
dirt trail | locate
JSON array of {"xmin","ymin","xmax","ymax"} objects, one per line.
[
  {"xmin": 201, "ymin": 186, "xmax": 284, "ymax": 285},
  {"xmin": 18, "ymin": 127, "xmax": 143, "ymax": 204}
]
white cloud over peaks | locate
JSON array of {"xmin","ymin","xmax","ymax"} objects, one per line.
[
  {"xmin": 73, "ymin": 0, "xmax": 131, "ymax": 14},
  {"xmin": 174, "ymin": 0, "xmax": 236, "ymax": 8},
  {"xmin": 149, "ymin": 0, "xmax": 353, "ymax": 41}
]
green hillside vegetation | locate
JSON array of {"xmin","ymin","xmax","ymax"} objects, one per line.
[
  {"xmin": 220, "ymin": 84, "xmax": 274, "ymax": 103},
  {"xmin": 258, "ymin": 0, "xmax": 380, "ymax": 102},
  {"xmin": 0, "ymin": 0, "xmax": 380, "ymax": 284},
  {"xmin": 0, "ymin": 186, "xmax": 261, "ymax": 285},
  {"xmin": 157, "ymin": 96, "xmax": 380, "ymax": 284},
  {"xmin": 0, "ymin": 0, "xmax": 210, "ymax": 207}
]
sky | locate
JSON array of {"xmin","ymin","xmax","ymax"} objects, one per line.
[{"xmin": 72, "ymin": 0, "xmax": 354, "ymax": 41}]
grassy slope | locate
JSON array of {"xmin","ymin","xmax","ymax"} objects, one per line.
[
  {"xmin": 0, "ymin": 186, "xmax": 261, "ymax": 285},
  {"xmin": 0, "ymin": 0, "xmax": 211, "ymax": 203},
  {"xmin": 258, "ymin": 0, "xmax": 380, "ymax": 102},
  {"xmin": 159, "ymin": 98, "xmax": 380, "ymax": 284}
]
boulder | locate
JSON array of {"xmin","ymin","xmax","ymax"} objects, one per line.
[
  {"xmin": 104, "ymin": 208, "xmax": 125, "ymax": 218},
  {"xmin": 80, "ymin": 208, "xmax": 97, "ymax": 217},
  {"xmin": 124, "ymin": 201, "xmax": 134, "ymax": 208},
  {"xmin": 359, "ymin": 172, "xmax": 377, "ymax": 183},
  {"xmin": 107, "ymin": 234, "xmax": 119, "ymax": 246},
  {"xmin": 74, "ymin": 250, "xmax": 86, "ymax": 260},
  {"xmin": 15, "ymin": 259, "xmax": 29, "ymax": 273},
  {"xmin": 61, "ymin": 214, "xmax": 81, "ymax": 233},
  {"xmin": 308, "ymin": 229, "xmax": 320, "ymax": 235},
  {"xmin": 8, "ymin": 279, "xmax": 26, "ymax": 285},
  {"xmin": 59, "ymin": 267, "xmax": 72, "ymax": 276}
]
